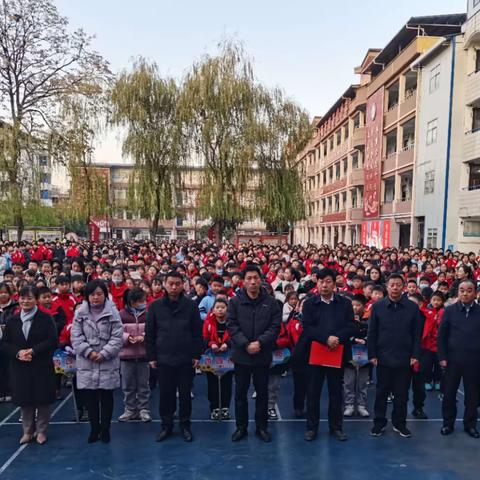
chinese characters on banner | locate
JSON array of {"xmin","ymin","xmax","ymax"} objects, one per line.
[
  {"xmin": 363, "ymin": 87, "xmax": 385, "ymax": 219},
  {"xmin": 361, "ymin": 220, "xmax": 391, "ymax": 248}
]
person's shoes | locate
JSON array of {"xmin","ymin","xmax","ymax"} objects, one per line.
[
  {"xmin": 255, "ymin": 429, "xmax": 271, "ymax": 443},
  {"xmin": 393, "ymin": 425, "xmax": 412, "ymax": 438},
  {"xmin": 155, "ymin": 428, "xmax": 173, "ymax": 442},
  {"xmin": 55, "ymin": 390, "xmax": 64, "ymax": 401},
  {"xmin": 19, "ymin": 434, "xmax": 33, "ymax": 445},
  {"xmin": 434, "ymin": 383, "xmax": 441, "ymax": 391},
  {"xmin": 231, "ymin": 429, "xmax": 248, "ymax": 442},
  {"xmin": 294, "ymin": 409, "xmax": 305, "ymax": 419},
  {"xmin": 268, "ymin": 408, "xmax": 278, "ymax": 420},
  {"xmin": 210, "ymin": 408, "xmax": 221, "ymax": 420},
  {"xmin": 304, "ymin": 430, "xmax": 317, "ymax": 441},
  {"xmin": 118, "ymin": 410, "xmax": 138, "ymax": 422},
  {"xmin": 330, "ymin": 430, "xmax": 347, "ymax": 441},
  {"xmin": 139, "ymin": 410, "xmax": 152, "ymax": 422},
  {"xmin": 0, "ymin": 396, "xmax": 4, "ymax": 403},
  {"xmin": 387, "ymin": 394, "xmax": 394, "ymax": 403},
  {"xmin": 343, "ymin": 405, "xmax": 354, "ymax": 417},
  {"xmin": 252, "ymin": 391, "xmax": 257, "ymax": 399},
  {"xmin": 465, "ymin": 427, "xmax": 480, "ymax": 439},
  {"xmin": 425, "ymin": 382, "xmax": 433, "ymax": 392},
  {"xmin": 36, "ymin": 433, "xmax": 47, "ymax": 445},
  {"xmin": 370, "ymin": 424, "xmax": 386, "ymax": 437},
  {"xmin": 100, "ymin": 430, "xmax": 111, "ymax": 444},
  {"xmin": 181, "ymin": 428, "xmax": 193, "ymax": 443},
  {"xmin": 88, "ymin": 429, "xmax": 100, "ymax": 444},
  {"xmin": 80, "ymin": 410, "xmax": 89, "ymax": 422},
  {"xmin": 412, "ymin": 408, "xmax": 428, "ymax": 419},
  {"xmin": 4, "ymin": 396, "xmax": 12, "ymax": 403},
  {"xmin": 440, "ymin": 426, "xmax": 454, "ymax": 436},
  {"xmin": 221, "ymin": 408, "xmax": 231, "ymax": 420},
  {"xmin": 357, "ymin": 406, "xmax": 370, "ymax": 417}
]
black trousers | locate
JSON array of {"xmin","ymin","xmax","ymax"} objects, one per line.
[
  {"xmin": 157, "ymin": 364, "xmax": 194, "ymax": 430},
  {"xmin": 442, "ymin": 363, "xmax": 480, "ymax": 429},
  {"xmin": 306, "ymin": 365, "xmax": 343, "ymax": 432},
  {"xmin": 206, "ymin": 371, "xmax": 233, "ymax": 410},
  {"xmin": 73, "ymin": 375, "xmax": 87, "ymax": 410},
  {"xmin": 374, "ymin": 365, "xmax": 411, "ymax": 428},
  {"xmin": 234, "ymin": 363, "xmax": 269, "ymax": 431},
  {"xmin": 410, "ymin": 370, "xmax": 426, "ymax": 410},
  {"xmin": 83, "ymin": 389, "xmax": 114, "ymax": 433},
  {"xmin": 292, "ymin": 369, "xmax": 307, "ymax": 411},
  {"xmin": 420, "ymin": 350, "xmax": 442, "ymax": 384},
  {"xmin": 0, "ymin": 354, "xmax": 10, "ymax": 397}
]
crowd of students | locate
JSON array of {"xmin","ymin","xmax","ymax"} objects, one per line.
[{"xmin": 0, "ymin": 238, "xmax": 479, "ymax": 445}]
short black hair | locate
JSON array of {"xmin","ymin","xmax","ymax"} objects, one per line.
[
  {"xmin": 37, "ymin": 286, "xmax": 52, "ymax": 297},
  {"xmin": 84, "ymin": 279, "xmax": 109, "ymax": 306},
  {"xmin": 458, "ymin": 278, "xmax": 477, "ymax": 291},
  {"xmin": 126, "ymin": 287, "xmax": 146, "ymax": 305},
  {"xmin": 211, "ymin": 275, "xmax": 224, "ymax": 285},
  {"xmin": 431, "ymin": 291, "xmax": 446, "ymax": 302},
  {"xmin": 243, "ymin": 265, "xmax": 262, "ymax": 277},
  {"xmin": 19, "ymin": 285, "xmax": 39, "ymax": 299},
  {"xmin": 55, "ymin": 275, "xmax": 71, "ymax": 285},
  {"xmin": 352, "ymin": 294, "xmax": 367, "ymax": 305},
  {"xmin": 165, "ymin": 270, "xmax": 184, "ymax": 282},
  {"xmin": 317, "ymin": 268, "xmax": 337, "ymax": 283},
  {"xmin": 387, "ymin": 273, "xmax": 405, "ymax": 285}
]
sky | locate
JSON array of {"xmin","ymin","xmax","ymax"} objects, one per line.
[{"xmin": 55, "ymin": 0, "xmax": 467, "ymax": 163}]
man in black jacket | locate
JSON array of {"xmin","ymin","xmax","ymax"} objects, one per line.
[
  {"xmin": 227, "ymin": 265, "xmax": 281, "ymax": 443},
  {"xmin": 368, "ymin": 273, "xmax": 423, "ymax": 438},
  {"xmin": 438, "ymin": 279, "xmax": 480, "ymax": 438},
  {"xmin": 145, "ymin": 270, "xmax": 202, "ymax": 443},
  {"xmin": 302, "ymin": 268, "xmax": 356, "ymax": 442}
]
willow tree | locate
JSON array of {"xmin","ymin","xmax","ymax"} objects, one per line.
[
  {"xmin": 180, "ymin": 42, "xmax": 259, "ymax": 241},
  {"xmin": 110, "ymin": 59, "xmax": 184, "ymax": 238},
  {"xmin": 0, "ymin": 0, "xmax": 111, "ymax": 240},
  {"xmin": 254, "ymin": 87, "xmax": 312, "ymax": 232}
]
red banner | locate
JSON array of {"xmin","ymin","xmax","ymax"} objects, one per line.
[
  {"xmin": 363, "ymin": 87, "xmax": 384, "ymax": 218},
  {"xmin": 361, "ymin": 220, "xmax": 391, "ymax": 248}
]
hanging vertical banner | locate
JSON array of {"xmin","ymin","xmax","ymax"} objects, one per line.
[
  {"xmin": 361, "ymin": 220, "xmax": 391, "ymax": 248},
  {"xmin": 363, "ymin": 87, "xmax": 384, "ymax": 219}
]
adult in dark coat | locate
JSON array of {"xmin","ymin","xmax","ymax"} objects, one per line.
[
  {"xmin": 438, "ymin": 279, "xmax": 480, "ymax": 438},
  {"xmin": 368, "ymin": 273, "xmax": 423, "ymax": 438},
  {"xmin": 1, "ymin": 285, "xmax": 57, "ymax": 445},
  {"xmin": 145, "ymin": 270, "xmax": 202, "ymax": 443},
  {"xmin": 0, "ymin": 281, "xmax": 18, "ymax": 401},
  {"xmin": 227, "ymin": 265, "xmax": 281, "ymax": 443},
  {"xmin": 301, "ymin": 268, "xmax": 356, "ymax": 442}
]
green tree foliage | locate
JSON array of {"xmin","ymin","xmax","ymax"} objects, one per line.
[
  {"xmin": 180, "ymin": 41, "xmax": 312, "ymax": 240},
  {"xmin": 0, "ymin": 0, "xmax": 110, "ymax": 239},
  {"xmin": 110, "ymin": 58, "xmax": 184, "ymax": 238}
]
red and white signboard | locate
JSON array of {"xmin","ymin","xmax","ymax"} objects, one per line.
[
  {"xmin": 361, "ymin": 220, "xmax": 391, "ymax": 248},
  {"xmin": 363, "ymin": 87, "xmax": 384, "ymax": 219}
]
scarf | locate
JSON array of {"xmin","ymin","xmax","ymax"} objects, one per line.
[{"xmin": 20, "ymin": 306, "xmax": 38, "ymax": 340}]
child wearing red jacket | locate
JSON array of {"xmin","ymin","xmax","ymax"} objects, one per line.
[
  {"xmin": 287, "ymin": 300, "xmax": 307, "ymax": 418},
  {"xmin": 420, "ymin": 291, "xmax": 445, "ymax": 392},
  {"xmin": 110, "ymin": 267, "xmax": 128, "ymax": 311},
  {"xmin": 52, "ymin": 276, "xmax": 77, "ymax": 325},
  {"xmin": 267, "ymin": 320, "xmax": 292, "ymax": 421},
  {"xmin": 202, "ymin": 298, "xmax": 233, "ymax": 420}
]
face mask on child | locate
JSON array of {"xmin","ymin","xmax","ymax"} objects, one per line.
[{"xmin": 112, "ymin": 277, "xmax": 123, "ymax": 285}]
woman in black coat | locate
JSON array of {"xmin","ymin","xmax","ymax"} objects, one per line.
[
  {"xmin": 1, "ymin": 285, "xmax": 57, "ymax": 445},
  {"xmin": 0, "ymin": 281, "xmax": 18, "ymax": 402}
]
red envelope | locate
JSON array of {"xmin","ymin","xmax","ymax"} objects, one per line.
[{"xmin": 309, "ymin": 341, "xmax": 344, "ymax": 368}]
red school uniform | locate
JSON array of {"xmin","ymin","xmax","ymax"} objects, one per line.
[
  {"xmin": 421, "ymin": 307, "xmax": 444, "ymax": 352},
  {"xmin": 110, "ymin": 282, "xmax": 128, "ymax": 311},
  {"xmin": 52, "ymin": 292, "xmax": 78, "ymax": 325}
]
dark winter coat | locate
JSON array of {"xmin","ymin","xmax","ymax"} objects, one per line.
[
  {"xmin": 0, "ymin": 309, "xmax": 57, "ymax": 406},
  {"xmin": 145, "ymin": 294, "xmax": 203, "ymax": 367},
  {"xmin": 227, "ymin": 288, "xmax": 281, "ymax": 366}
]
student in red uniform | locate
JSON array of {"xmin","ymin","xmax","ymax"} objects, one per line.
[
  {"xmin": 288, "ymin": 298, "xmax": 307, "ymax": 418},
  {"xmin": 71, "ymin": 275, "xmax": 85, "ymax": 303},
  {"xmin": 202, "ymin": 298, "xmax": 233, "ymax": 420},
  {"xmin": 420, "ymin": 291, "xmax": 445, "ymax": 392},
  {"xmin": 110, "ymin": 267, "xmax": 128, "ymax": 311},
  {"xmin": 52, "ymin": 276, "xmax": 77, "ymax": 326},
  {"xmin": 37, "ymin": 286, "xmax": 67, "ymax": 400}
]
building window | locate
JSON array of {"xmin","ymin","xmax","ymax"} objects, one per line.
[
  {"xmin": 476, "ymin": 49, "xmax": 480, "ymax": 73},
  {"xmin": 424, "ymin": 170, "xmax": 435, "ymax": 194},
  {"xmin": 40, "ymin": 190, "xmax": 50, "ymax": 200},
  {"xmin": 39, "ymin": 155, "xmax": 48, "ymax": 166},
  {"xmin": 427, "ymin": 228, "xmax": 437, "ymax": 248},
  {"xmin": 473, "ymin": 107, "xmax": 480, "ymax": 133},
  {"xmin": 468, "ymin": 160, "xmax": 480, "ymax": 190},
  {"xmin": 336, "ymin": 130, "xmax": 341, "ymax": 146},
  {"xmin": 384, "ymin": 177, "xmax": 395, "ymax": 203},
  {"xmin": 352, "ymin": 152, "xmax": 359, "ymax": 170},
  {"xmin": 429, "ymin": 64, "xmax": 440, "ymax": 93},
  {"xmin": 464, "ymin": 220, "xmax": 480, "ymax": 237},
  {"xmin": 426, "ymin": 119, "xmax": 438, "ymax": 145}
]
